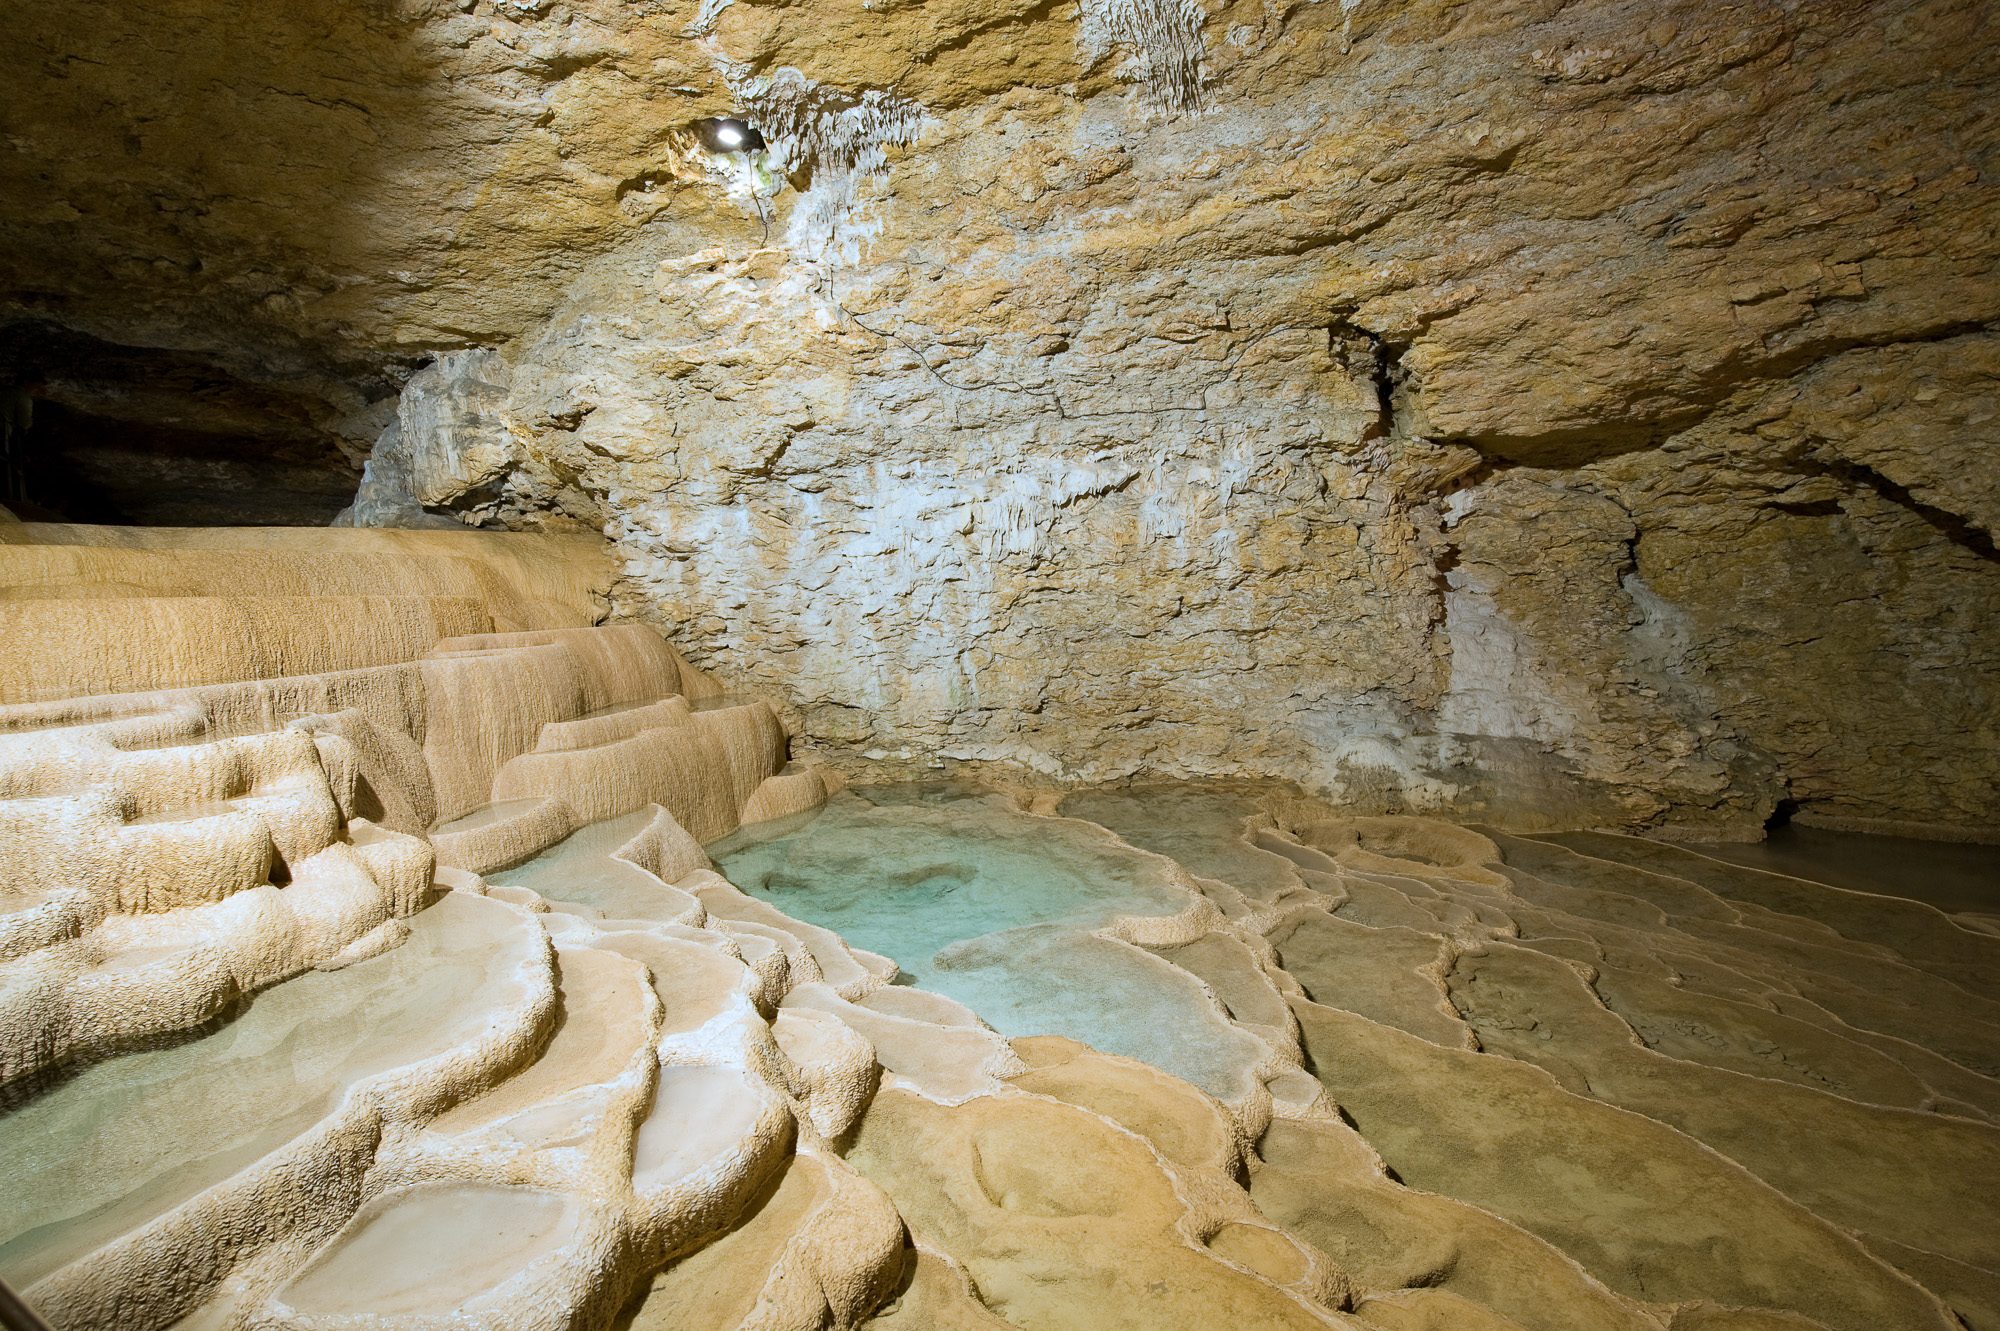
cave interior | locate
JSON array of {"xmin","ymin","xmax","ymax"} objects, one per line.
[{"xmin": 1, "ymin": 0, "xmax": 1997, "ymax": 1327}]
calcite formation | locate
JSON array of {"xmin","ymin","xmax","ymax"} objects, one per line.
[
  {"xmin": 0, "ymin": 522, "xmax": 825, "ymax": 1327},
  {"xmin": 5, "ymin": 0, "xmax": 1996, "ymax": 838},
  {"xmin": 1, "ymin": 521, "xmax": 1996, "ymax": 1331},
  {"xmin": 5, "ymin": 0, "xmax": 1999, "ymax": 1321}
]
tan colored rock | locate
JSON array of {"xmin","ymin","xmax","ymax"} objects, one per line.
[
  {"xmin": 7, "ymin": 0, "xmax": 1995, "ymax": 833},
  {"xmin": 5, "ymin": 0, "xmax": 2000, "ymax": 1320},
  {"xmin": 0, "ymin": 522, "xmax": 836, "ymax": 1330},
  {"xmin": 0, "ymin": 509, "xmax": 1995, "ymax": 1331}
]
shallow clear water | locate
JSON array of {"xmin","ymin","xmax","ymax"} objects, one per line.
[
  {"xmin": 1058, "ymin": 785, "xmax": 1303, "ymax": 901},
  {"xmin": 279, "ymin": 1184, "xmax": 576, "ymax": 1315},
  {"xmin": 0, "ymin": 894, "xmax": 524, "ymax": 1288},
  {"xmin": 483, "ymin": 809, "xmax": 665, "ymax": 914},
  {"xmin": 709, "ymin": 787, "xmax": 1260, "ymax": 1098},
  {"xmin": 1687, "ymin": 824, "xmax": 2000, "ymax": 916},
  {"xmin": 708, "ymin": 790, "xmax": 1188, "ymax": 985},
  {"xmin": 932, "ymin": 924, "xmax": 1265, "ymax": 1096}
]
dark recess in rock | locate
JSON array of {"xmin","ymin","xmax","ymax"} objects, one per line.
[{"xmin": 0, "ymin": 320, "xmax": 358, "ymax": 526}]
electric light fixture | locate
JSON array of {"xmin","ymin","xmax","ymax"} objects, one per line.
[{"xmin": 696, "ymin": 117, "xmax": 765, "ymax": 153}]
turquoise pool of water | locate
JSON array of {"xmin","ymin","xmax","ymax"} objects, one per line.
[
  {"xmin": 709, "ymin": 786, "xmax": 1262, "ymax": 1099},
  {"xmin": 707, "ymin": 787, "xmax": 1188, "ymax": 986}
]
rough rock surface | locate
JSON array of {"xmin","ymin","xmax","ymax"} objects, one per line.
[
  {"xmin": 5, "ymin": 525, "xmax": 1999, "ymax": 1331},
  {"xmin": 7, "ymin": 0, "xmax": 1998, "ymax": 835}
]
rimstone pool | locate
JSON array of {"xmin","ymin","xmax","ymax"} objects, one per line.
[
  {"xmin": 0, "ymin": 892, "xmax": 546, "ymax": 1290},
  {"xmin": 5, "ymin": 747, "xmax": 1998, "ymax": 1331},
  {"xmin": 708, "ymin": 783, "xmax": 1270, "ymax": 1100},
  {"xmin": 9, "ymin": 9, "xmax": 2000, "ymax": 1326}
]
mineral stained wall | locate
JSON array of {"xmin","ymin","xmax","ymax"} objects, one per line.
[
  {"xmin": 7, "ymin": 0, "xmax": 1997, "ymax": 838},
  {"xmin": 8, "ymin": 522, "xmax": 1997, "ymax": 1331}
]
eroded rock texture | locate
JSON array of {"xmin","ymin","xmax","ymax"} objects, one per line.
[
  {"xmin": 0, "ymin": 524, "xmax": 841, "ymax": 1329},
  {"xmin": 7, "ymin": 0, "xmax": 1997, "ymax": 835},
  {"xmin": 2, "ymin": 513, "xmax": 1995, "ymax": 1331}
]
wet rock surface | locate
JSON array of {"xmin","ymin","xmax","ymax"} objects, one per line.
[{"xmin": 2, "ymin": 525, "xmax": 1997, "ymax": 1331}]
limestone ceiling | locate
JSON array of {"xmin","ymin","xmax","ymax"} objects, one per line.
[{"xmin": 7, "ymin": 0, "xmax": 1994, "ymax": 465}]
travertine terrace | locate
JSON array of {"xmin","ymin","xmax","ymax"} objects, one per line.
[
  {"xmin": 0, "ymin": 521, "xmax": 1994, "ymax": 1330},
  {"xmin": 3, "ymin": 0, "xmax": 1998, "ymax": 1325}
]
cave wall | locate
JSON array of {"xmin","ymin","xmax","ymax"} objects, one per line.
[{"xmin": 9, "ymin": 0, "xmax": 1997, "ymax": 836}]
